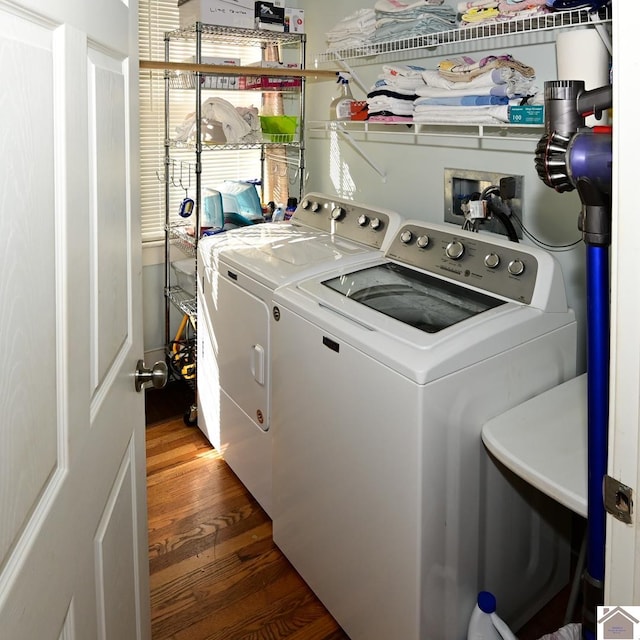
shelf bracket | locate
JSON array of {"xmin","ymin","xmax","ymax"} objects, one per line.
[{"xmin": 335, "ymin": 124, "xmax": 387, "ymax": 180}]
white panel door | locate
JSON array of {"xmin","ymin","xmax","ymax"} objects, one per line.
[
  {"xmin": 606, "ymin": 3, "xmax": 640, "ymax": 604},
  {"xmin": 0, "ymin": 1, "xmax": 150, "ymax": 638}
]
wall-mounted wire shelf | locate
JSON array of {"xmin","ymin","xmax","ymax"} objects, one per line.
[
  {"xmin": 308, "ymin": 120, "xmax": 543, "ymax": 142},
  {"xmin": 315, "ymin": 6, "xmax": 611, "ymax": 63}
]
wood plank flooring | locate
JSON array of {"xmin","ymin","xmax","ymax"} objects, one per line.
[
  {"xmin": 146, "ymin": 416, "xmax": 348, "ymax": 640},
  {"xmin": 145, "ymin": 384, "xmax": 574, "ymax": 640}
]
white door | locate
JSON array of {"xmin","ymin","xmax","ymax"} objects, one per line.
[
  {"xmin": 0, "ymin": 1, "xmax": 150, "ymax": 638},
  {"xmin": 606, "ymin": 2, "xmax": 640, "ymax": 604}
]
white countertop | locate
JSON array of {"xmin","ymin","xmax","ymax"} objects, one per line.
[{"xmin": 481, "ymin": 374, "xmax": 587, "ymax": 518}]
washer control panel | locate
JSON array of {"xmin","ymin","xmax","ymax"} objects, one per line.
[
  {"xmin": 293, "ymin": 194, "xmax": 399, "ymax": 250},
  {"xmin": 388, "ymin": 223, "xmax": 539, "ymax": 304}
]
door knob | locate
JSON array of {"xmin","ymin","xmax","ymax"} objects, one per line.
[{"xmin": 134, "ymin": 359, "xmax": 168, "ymax": 392}]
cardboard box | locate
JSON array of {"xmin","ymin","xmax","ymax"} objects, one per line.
[
  {"xmin": 179, "ymin": 0, "xmax": 254, "ymax": 29},
  {"xmin": 238, "ymin": 75, "xmax": 301, "ymax": 90},
  {"xmin": 246, "ymin": 60, "xmax": 301, "ymax": 70},
  {"xmin": 191, "ymin": 56, "xmax": 241, "ymax": 90},
  {"xmin": 284, "ymin": 8, "xmax": 304, "ymax": 33},
  {"xmin": 254, "ymin": 1, "xmax": 285, "ymax": 31}
]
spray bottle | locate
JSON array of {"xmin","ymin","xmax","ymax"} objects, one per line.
[
  {"xmin": 467, "ymin": 592, "xmax": 517, "ymax": 640},
  {"xmin": 329, "ymin": 72, "xmax": 354, "ymax": 121}
]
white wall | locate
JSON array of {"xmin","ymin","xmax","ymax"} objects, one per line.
[
  {"xmin": 142, "ymin": 0, "xmax": 605, "ymax": 373},
  {"xmin": 300, "ymin": 0, "xmax": 596, "ymax": 372}
]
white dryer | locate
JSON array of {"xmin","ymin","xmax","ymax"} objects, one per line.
[
  {"xmin": 196, "ymin": 194, "xmax": 403, "ymax": 515},
  {"xmin": 270, "ymin": 222, "xmax": 577, "ymax": 640}
]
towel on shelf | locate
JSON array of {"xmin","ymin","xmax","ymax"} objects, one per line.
[
  {"xmin": 174, "ymin": 98, "xmax": 262, "ymax": 144},
  {"xmin": 326, "ymin": 8, "xmax": 377, "ymax": 52},
  {"xmin": 438, "ymin": 54, "xmax": 535, "ymax": 81},
  {"xmin": 421, "ymin": 67, "xmax": 538, "ymax": 97},
  {"xmin": 415, "ymin": 94, "xmax": 509, "ymax": 105},
  {"xmin": 413, "ymin": 104, "xmax": 511, "ymax": 123}
]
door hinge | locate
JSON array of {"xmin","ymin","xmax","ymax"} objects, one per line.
[{"xmin": 604, "ymin": 475, "xmax": 634, "ymax": 524}]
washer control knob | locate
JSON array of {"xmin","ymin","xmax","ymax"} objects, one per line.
[
  {"xmin": 484, "ymin": 252, "xmax": 500, "ymax": 269},
  {"xmin": 358, "ymin": 214, "xmax": 370, "ymax": 227},
  {"xmin": 331, "ymin": 206, "xmax": 346, "ymax": 221},
  {"xmin": 445, "ymin": 240, "xmax": 465, "ymax": 260},
  {"xmin": 370, "ymin": 217, "xmax": 382, "ymax": 230},
  {"xmin": 400, "ymin": 230, "xmax": 413, "ymax": 244},
  {"xmin": 310, "ymin": 200, "xmax": 321, "ymax": 212},
  {"xmin": 508, "ymin": 259, "xmax": 525, "ymax": 276},
  {"xmin": 301, "ymin": 198, "xmax": 311, "ymax": 209},
  {"xmin": 416, "ymin": 234, "xmax": 430, "ymax": 249}
]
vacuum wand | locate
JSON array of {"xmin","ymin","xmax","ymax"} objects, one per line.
[{"xmin": 534, "ymin": 79, "xmax": 612, "ymax": 640}]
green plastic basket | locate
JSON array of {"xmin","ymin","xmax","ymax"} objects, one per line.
[{"xmin": 260, "ymin": 115, "xmax": 298, "ymax": 143}]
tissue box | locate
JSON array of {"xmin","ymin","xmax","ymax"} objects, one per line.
[
  {"xmin": 508, "ymin": 105, "xmax": 544, "ymax": 125},
  {"xmin": 284, "ymin": 8, "xmax": 304, "ymax": 33},
  {"xmin": 178, "ymin": 0, "xmax": 254, "ymax": 29}
]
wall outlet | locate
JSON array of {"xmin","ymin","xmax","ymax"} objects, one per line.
[{"xmin": 444, "ymin": 168, "xmax": 523, "ymax": 239}]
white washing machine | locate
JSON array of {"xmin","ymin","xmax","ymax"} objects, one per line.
[
  {"xmin": 196, "ymin": 193, "xmax": 403, "ymax": 515},
  {"xmin": 270, "ymin": 221, "xmax": 577, "ymax": 640}
]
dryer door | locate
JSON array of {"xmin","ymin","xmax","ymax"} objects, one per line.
[{"xmin": 206, "ymin": 265, "xmax": 271, "ymax": 431}]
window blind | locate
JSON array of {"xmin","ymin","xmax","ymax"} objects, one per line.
[{"xmin": 138, "ymin": 0, "xmax": 262, "ymax": 243}]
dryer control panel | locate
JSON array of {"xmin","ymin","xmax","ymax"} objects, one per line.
[
  {"xmin": 386, "ymin": 223, "xmax": 539, "ymax": 305},
  {"xmin": 291, "ymin": 193, "xmax": 402, "ymax": 250}
]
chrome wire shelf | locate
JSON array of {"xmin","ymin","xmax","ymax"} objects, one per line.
[
  {"xmin": 167, "ymin": 223, "xmax": 197, "ymax": 256},
  {"xmin": 166, "ymin": 287, "xmax": 197, "ymax": 319},
  {"xmin": 315, "ymin": 6, "xmax": 611, "ymax": 63},
  {"xmin": 169, "ymin": 138, "xmax": 301, "ymax": 150},
  {"xmin": 167, "ymin": 23, "xmax": 305, "ymax": 47}
]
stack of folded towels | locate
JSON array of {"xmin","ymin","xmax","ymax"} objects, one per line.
[
  {"xmin": 371, "ymin": 0, "xmax": 457, "ymax": 43},
  {"xmin": 367, "ymin": 64, "xmax": 427, "ymax": 122},
  {"xmin": 326, "ymin": 8, "xmax": 377, "ymax": 52},
  {"xmin": 412, "ymin": 54, "xmax": 539, "ymax": 124}
]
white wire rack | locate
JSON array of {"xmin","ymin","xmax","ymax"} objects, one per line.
[{"xmin": 315, "ymin": 6, "xmax": 611, "ymax": 64}]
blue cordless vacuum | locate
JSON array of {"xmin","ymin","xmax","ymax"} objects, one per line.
[{"xmin": 535, "ymin": 79, "xmax": 612, "ymax": 639}]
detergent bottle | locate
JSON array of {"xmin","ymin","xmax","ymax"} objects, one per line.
[
  {"xmin": 467, "ymin": 591, "xmax": 518, "ymax": 640},
  {"xmin": 329, "ymin": 72, "xmax": 354, "ymax": 121}
]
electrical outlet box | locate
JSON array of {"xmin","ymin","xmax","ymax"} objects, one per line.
[{"xmin": 444, "ymin": 168, "xmax": 523, "ymax": 239}]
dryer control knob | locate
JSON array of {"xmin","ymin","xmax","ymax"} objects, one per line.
[
  {"xmin": 445, "ymin": 240, "xmax": 465, "ymax": 260},
  {"xmin": 508, "ymin": 259, "xmax": 525, "ymax": 276},
  {"xmin": 400, "ymin": 230, "xmax": 413, "ymax": 244},
  {"xmin": 370, "ymin": 217, "xmax": 382, "ymax": 230},
  {"xmin": 416, "ymin": 235, "xmax": 430, "ymax": 249},
  {"xmin": 358, "ymin": 214, "xmax": 369, "ymax": 227},
  {"xmin": 301, "ymin": 198, "xmax": 311, "ymax": 209},
  {"xmin": 484, "ymin": 253, "xmax": 500, "ymax": 269},
  {"xmin": 332, "ymin": 206, "xmax": 346, "ymax": 220},
  {"xmin": 310, "ymin": 201, "xmax": 321, "ymax": 212}
]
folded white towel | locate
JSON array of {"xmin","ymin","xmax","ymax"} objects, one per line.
[{"xmin": 413, "ymin": 104, "xmax": 510, "ymax": 123}]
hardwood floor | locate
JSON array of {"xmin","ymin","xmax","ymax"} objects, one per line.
[
  {"xmin": 146, "ymin": 411, "xmax": 348, "ymax": 639},
  {"xmin": 145, "ymin": 384, "xmax": 575, "ymax": 640}
]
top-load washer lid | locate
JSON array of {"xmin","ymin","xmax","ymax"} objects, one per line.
[
  {"xmin": 204, "ymin": 193, "xmax": 404, "ymax": 289},
  {"xmin": 274, "ymin": 220, "xmax": 576, "ymax": 384}
]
